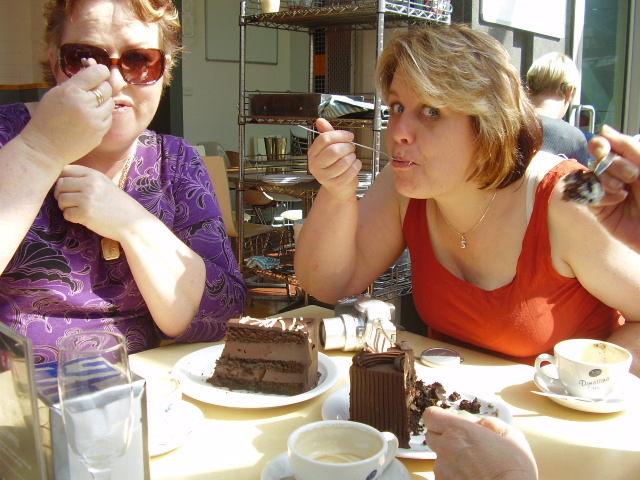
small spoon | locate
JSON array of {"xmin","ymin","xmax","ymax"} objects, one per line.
[
  {"xmin": 420, "ymin": 347, "xmax": 463, "ymax": 368},
  {"xmin": 299, "ymin": 125, "xmax": 395, "ymax": 160},
  {"xmin": 593, "ymin": 150, "xmax": 616, "ymax": 176},
  {"xmin": 531, "ymin": 390, "xmax": 626, "ymax": 403}
]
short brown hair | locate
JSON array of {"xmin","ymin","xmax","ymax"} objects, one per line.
[
  {"xmin": 376, "ymin": 24, "xmax": 542, "ymax": 189},
  {"xmin": 41, "ymin": 0, "xmax": 182, "ymax": 86}
]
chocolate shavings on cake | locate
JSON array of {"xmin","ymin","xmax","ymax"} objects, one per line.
[
  {"xmin": 562, "ymin": 170, "xmax": 605, "ymax": 205},
  {"xmin": 410, "ymin": 381, "xmax": 498, "ymax": 438}
]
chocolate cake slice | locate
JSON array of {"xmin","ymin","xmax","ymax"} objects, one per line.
[
  {"xmin": 349, "ymin": 344, "xmax": 476, "ymax": 448},
  {"xmin": 208, "ymin": 317, "xmax": 319, "ymax": 396},
  {"xmin": 349, "ymin": 342, "xmax": 416, "ymax": 448}
]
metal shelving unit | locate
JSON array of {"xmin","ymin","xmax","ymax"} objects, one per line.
[
  {"xmin": 243, "ymin": 1, "xmax": 452, "ymax": 31},
  {"xmin": 236, "ymin": 0, "xmax": 451, "ymax": 302}
]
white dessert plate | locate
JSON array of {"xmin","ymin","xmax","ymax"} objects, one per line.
[
  {"xmin": 261, "ymin": 452, "xmax": 410, "ymax": 480},
  {"xmin": 321, "ymin": 385, "xmax": 512, "ymax": 460},
  {"xmin": 171, "ymin": 345, "xmax": 339, "ymax": 409},
  {"xmin": 149, "ymin": 401, "xmax": 203, "ymax": 457},
  {"xmin": 533, "ymin": 364, "xmax": 640, "ymax": 413}
]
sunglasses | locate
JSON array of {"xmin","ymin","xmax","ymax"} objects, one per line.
[{"xmin": 59, "ymin": 43, "xmax": 166, "ymax": 85}]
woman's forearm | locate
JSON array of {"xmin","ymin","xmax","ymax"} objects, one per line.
[
  {"xmin": 120, "ymin": 215, "xmax": 207, "ymax": 337},
  {"xmin": 607, "ymin": 322, "xmax": 640, "ymax": 377},
  {"xmin": 0, "ymin": 136, "xmax": 64, "ymax": 272},
  {"xmin": 294, "ymin": 187, "xmax": 362, "ymax": 303}
]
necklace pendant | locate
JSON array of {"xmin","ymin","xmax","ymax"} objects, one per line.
[
  {"xmin": 101, "ymin": 237, "xmax": 121, "ymax": 260},
  {"xmin": 460, "ymin": 235, "xmax": 467, "ymax": 249}
]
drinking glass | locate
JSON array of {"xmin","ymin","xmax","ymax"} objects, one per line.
[{"xmin": 58, "ymin": 331, "xmax": 134, "ymax": 480}]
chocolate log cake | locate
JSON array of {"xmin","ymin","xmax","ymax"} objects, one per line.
[
  {"xmin": 349, "ymin": 343, "xmax": 474, "ymax": 449},
  {"xmin": 349, "ymin": 343, "xmax": 417, "ymax": 448}
]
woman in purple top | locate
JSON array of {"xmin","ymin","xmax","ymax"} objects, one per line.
[{"xmin": 0, "ymin": 0, "xmax": 246, "ymax": 363}]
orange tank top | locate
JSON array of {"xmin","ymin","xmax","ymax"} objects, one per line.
[{"xmin": 403, "ymin": 160, "xmax": 622, "ymax": 362}]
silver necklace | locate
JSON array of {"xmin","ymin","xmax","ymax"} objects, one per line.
[{"xmin": 438, "ymin": 190, "xmax": 498, "ymax": 249}]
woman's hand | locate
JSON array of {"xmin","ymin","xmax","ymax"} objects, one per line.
[
  {"xmin": 307, "ymin": 117, "xmax": 362, "ymax": 202},
  {"xmin": 54, "ymin": 165, "xmax": 145, "ymax": 240},
  {"xmin": 424, "ymin": 406, "xmax": 538, "ymax": 480},
  {"xmin": 21, "ymin": 60, "xmax": 114, "ymax": 166},
  {"xmin": 588, "ymin": 125, "xmax": 640, "ymax": 251}
]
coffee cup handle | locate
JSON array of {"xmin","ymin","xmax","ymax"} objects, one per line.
[
  {"xmin": 380, "ymin": 432, "xmax": 399, "ymax": 474},
  {"xmin": 534, "ymin": 353, "xmax": 561, "ymax": 386}
]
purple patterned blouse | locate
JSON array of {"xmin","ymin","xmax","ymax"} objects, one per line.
[{"xmin": 0, "ymin": 102, "xmax": 246, "ymax": 363}]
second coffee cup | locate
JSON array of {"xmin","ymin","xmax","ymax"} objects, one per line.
[
  {"xmin": 145, "ymin": 374, "xmax": 182, "ymax": 444},
  {"xmin": 287, "ymin": 420, "xmax": 398, "ymax": 480},
  {"xmin": 534, "ymin": 339, "xmax": 631, "ymax": 399}
]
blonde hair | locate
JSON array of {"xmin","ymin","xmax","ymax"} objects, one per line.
[
  {"xmin": 526, "ymin": 52, "xmax": 580, "ymax": 99},
  {"xmin": 41, "ymin": 0, "xmax": 182, "ymax": 86},
  {"xmin": 376, "ymin": 24, "xmax": 542, "ymax": 189}
]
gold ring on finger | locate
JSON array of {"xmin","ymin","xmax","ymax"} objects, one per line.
[{"xmin": 92, "ymin": 88, "xmax": 105, "ymax": 107}]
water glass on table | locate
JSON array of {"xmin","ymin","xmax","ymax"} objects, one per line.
[{"xmin": 57, "ymin": 331, "xmax": 134, "ymax": 480}]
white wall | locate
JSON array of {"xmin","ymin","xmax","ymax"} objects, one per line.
[
  {"xmin": 0, "ymin": 0, "xmax": 46, "ymax": 85},
  {"xmin": 181, "ymin": 0, "xmax": 309, "ymax": 154}
]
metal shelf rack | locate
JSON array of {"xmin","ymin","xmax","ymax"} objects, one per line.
[
  {"xmin": 236, "ymin": 0, "xmax": 450, "ymax": 304},
  {"xmin": 243, "ymin": 1, "xmax": 452, "ymax": 31}
]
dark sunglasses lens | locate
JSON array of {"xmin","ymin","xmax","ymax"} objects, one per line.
[
  {"xmin": 120, "ymin": 49, "xmax": 165, "ymax": 85},
  {"xmin": 60, "ymin": 44, "xmax": 109, "ymax": 76}
]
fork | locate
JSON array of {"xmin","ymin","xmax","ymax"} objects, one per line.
[{"xmin": 298, "ymin": 125, "xmax": 395, "ymax": 160}]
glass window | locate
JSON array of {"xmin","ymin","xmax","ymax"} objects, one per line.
[{"xmin": 580, "ymin": 0, "xmax": 631, "ymax": 133}]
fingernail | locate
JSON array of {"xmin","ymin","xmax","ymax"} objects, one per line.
[
  {"xmin": 608, "ymin": 178, "xmax": 623, "ymax": 190},
  {"xmin": 593, "ymin": 144, "xmax": 611, "ymax": 163},
  {"xmin": 600, "ymin": 124, "xmax": 617, "ymax": 135},
  {"xmin": 623, "ymin": 164, "xmax": 639, "ymax": 181}
]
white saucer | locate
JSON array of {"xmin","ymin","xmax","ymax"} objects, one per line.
[
  {"xmin": 533, "ymin": 364, "xmax": 640, "ymax": 413},
  {"xmin": 261, "ymin": 452, "xmax": 410, "ymax": 480},
  {"xmin": 148, "ymin": 401, "xmax": 203, "ymax": 456}
]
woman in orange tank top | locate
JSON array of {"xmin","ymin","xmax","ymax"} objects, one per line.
[{"xmin": 294, "ymin": 24, "xmax": 640, "ymax": 375}]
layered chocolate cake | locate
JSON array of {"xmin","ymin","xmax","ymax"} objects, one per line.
[{"xmin": 208, "ymin": 317, "xmax": 319, "ymax": 396}]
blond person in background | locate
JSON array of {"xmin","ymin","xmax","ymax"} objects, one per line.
[
  {"xmin": 526, "ymin": 52, "xmax": 589, "ymax": 165},
  {"xmin": 294, "ymin": 24, "xmax": 640, "ymax": 374}
]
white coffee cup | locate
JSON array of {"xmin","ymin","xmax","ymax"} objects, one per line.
[
  {"xmin": 534, "ymin": 339, "xmax": 632, "ymax": 399},
  {"xmin": 260, "ymin": 0, "xmax": 280, "ymax": 13},
  {"xmin": 287, "ymin": 420, "xmax": 398, "ymax": 480},
  {"xmin": 145, "ymin": 374, "xmax": 182, "ymax": 443}
]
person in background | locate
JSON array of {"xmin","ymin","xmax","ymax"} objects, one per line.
[
  {"xmin": 294, "ymin": 24, "xmax": 640, "ymax": 375},
  {"xmin": 0, "ymin": 0, "xmax": 246, "ymax": 363},
  {"xmin": 423, "ymin": 407, "xmax": 538, "ymax": 480},
  {"xmin": 526, "ymin": 52, "xmax": 589, "ymax": 166}
]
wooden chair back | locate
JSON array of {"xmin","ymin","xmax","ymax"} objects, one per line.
[{"xmin": 202, "ymin": 155, "xmax": 238, "ymax": 238}]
